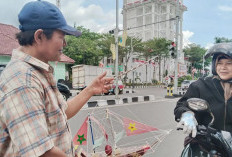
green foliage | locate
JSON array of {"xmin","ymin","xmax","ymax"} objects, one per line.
[
  {"xmin": 64, "ymin": 36, "xmax": 103, "ymax": 65},
  {"xmin": 98, "ymin": 34, "xmax": 115, "ymax": 58},
  {"xmin": 184, "ymin": 43, "xmax": 208, "ymax": 70},
  {"xmin": 178, "ymin": 75, "xmax": 193, "ymax": 87},
  {"xmin": 214, "ymin": 37, "xmax": 232, "ymax": 43},
  {"xmin": 152, "ymin": 79, "xmax": 158, "ymax": 84},
  {"xmin": 143, "ymin": 38, "xmax": 171, "ymax": 58}
]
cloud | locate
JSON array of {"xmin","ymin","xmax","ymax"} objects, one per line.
[
  {"xmin": 218, "ymin": 6, "xmax": 232, "ymax": 12},
  {"xmin": 61, "ymin": 1, "xmax": 123, "ymax": 33},
  {"xmin": 205, "ymin": 43, "xmax": 214, "ymax": 50},
  {"xmin": 182, "ymin": 30, "xmax": 194, "ymax": 48},
  {"xmin": 0, "ymin": 0, "xmax": 123, "ymax": 34}
]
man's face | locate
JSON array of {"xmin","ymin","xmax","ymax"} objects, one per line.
[{"xmin": 39, "ymin": 30, "xmax": 66, "ymax": 62}]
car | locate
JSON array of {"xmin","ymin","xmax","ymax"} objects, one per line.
[
  {"xmin": 105, "ymin": 80, "xmax": 124, "ymax": 95},
  {"xmin": 57, "ymin": 82, "xmax": 72, "ymax": 100},
  {"xmin": 0, "ymin": 65, "xmax": 6, "ymax": 76},
  {"xmin": 181, "ymin": 80, "xmax": 196, "ymax": 89}
]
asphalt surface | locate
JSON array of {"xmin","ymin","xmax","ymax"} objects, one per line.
[{"xmin": 68, "ymin": 87, "xmax": 186, "ymax": 157}]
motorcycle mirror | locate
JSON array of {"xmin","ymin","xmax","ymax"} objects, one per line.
[{"xmin": 187, "ymin": 98, "xmax": 209, "ymax": 111}]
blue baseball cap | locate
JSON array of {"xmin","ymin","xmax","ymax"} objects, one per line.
[{"xmin": 18, "ymin": 0, "xmax": 81, "ymax": 37}]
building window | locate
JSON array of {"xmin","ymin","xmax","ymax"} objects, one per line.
[
  {"xmin": 161, "ymin": 5, "xmax": 167, "ymax": 14},
  {"xmin": 170, "ymin": 5, "xmax": 175, "ymax": 15},
  {"xmin": 160, "ymin": 22, "xmax": 166, "ymax": 29},
  {"xmin": 107, "ymin": 58, "xmax": 112, "ymax": 64},
  {"xmin": 145, "ymin": 25, "xmax": 152, "ymax": 30},
  {"xmin": 128, "ymin": 18, "xmax": 136, "ymax": 28},
  {"xmin": 145, "ymin": 14, "xmax": 152, "ymax": 25},
  {"xmin": 159, "ymin": 14, "xmax": 167, "ymax": 29},
  {"xmin": 136, "ymin": 16, "xmax": 143, "ymax": 27},
  {"xmin": 136, "ymin": 7, "xmax": 143, "ymax": 16},
  {"xmin": 136, "ymin": 32, "xmax": 143, "ymax": 39},
  {"xmin": 154, "ymin": 23, "xmax": 158, "ymax": 30},
  {"xmin": 145, "ymin": 5, "xmax": 152, "ymax": 14},
  {"xmin": 145, "ymin": 31, "xmax": 152, "ymax": 41},
  {"xmin": 127, "ymin": 9, "xmax": 136, "ymax": 19},
  {"xmin": 154, "ymin": 14, "xmax": 158, "ymax": 23},
  {"xmin": 154, "ymin": 30, "xmax": 158, "ymax": 38},
  {"xmin": 154, "ymin": 4, "xmax": 159, "ymax": 13},
  {"xmin": 159, "ymin": 30, "xmax": 166, "ymax": 38}
]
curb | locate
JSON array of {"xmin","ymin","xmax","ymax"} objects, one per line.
[
  {"xmin": 84, "ymin": 95, "xmax": 155, "ymax": 108},
  {"xmin": 71, "ymin": 89, "xmax": 135, "ymax": 96},
  {"xmin": 123, "ymin": 89, "xmax": 135, "ymax": 94},
  {"xmin": 165, "ymin": 94, "xmax": 182, "ymax": 98}
]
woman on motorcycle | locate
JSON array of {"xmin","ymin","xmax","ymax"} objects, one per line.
[{"xmin": 174, "ymin": 42, "xmax": 232, "ymax": 156}]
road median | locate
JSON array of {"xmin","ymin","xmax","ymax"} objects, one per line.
[{"xmin": 83, "ymin": 95, "xmax": 155, "ymax": 108}]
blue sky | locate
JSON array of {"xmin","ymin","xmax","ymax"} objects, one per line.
[
  {"xmin": 183, "ymin": 0, "xmax": 232, "ymax": 48},
  {"xmin": 0, "ymin": 0, "xmax": 231, "ymax": 48}
]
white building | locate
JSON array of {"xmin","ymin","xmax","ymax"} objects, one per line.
[{"xmin": 122, "ymin": 0, "xmax": 187, "ymax": 83}]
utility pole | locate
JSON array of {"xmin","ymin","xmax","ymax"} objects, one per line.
[
  {"xmin": 174, "ymin": 0, "xmax": 180, "ymax": 94},
  {"xmin": 115, "ymin": 0, "xmax": 119, "ymax": 99},
  {"xmin": 202, "ymin": 55, "xmax": 205, "ymax": 76}
]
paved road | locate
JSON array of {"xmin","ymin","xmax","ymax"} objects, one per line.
[{"xmin": 68, "ymin": 88, "xmax": 186, "ymax": 157}]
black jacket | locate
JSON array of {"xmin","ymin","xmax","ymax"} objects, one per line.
[{"xmin": 174, "ymin": 76, "xmax": 232, "ymax": 132}]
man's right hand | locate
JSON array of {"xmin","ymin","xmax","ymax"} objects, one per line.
[{"xmin": 177, "ymin": 111, "xmax": 198, "ymax": 138}]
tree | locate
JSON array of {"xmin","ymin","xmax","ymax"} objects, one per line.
[
  {"xmin": 183, "ymin": 43, "xmax": 210, "ymax": 75},
  {"xmin": 98, "ymin": 33, "xmax": 115, "ymax": 59},
  {"xmin": 63, "ymin": 27, "xmax": 104, "ymax": 78},
  {"xmin": 119, "ymin": 36, "xmax": 143, "ymax": 82},
  {"xmin": 143, "ymin": 38, "xmax": 171, "ymax": 82},
  {"xmin": 215, "ymin": 37, "xmax": 232, "ymax": 43}
]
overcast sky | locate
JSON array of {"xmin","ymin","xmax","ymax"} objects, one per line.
[{"xmin": 0, "ymin": 0, "xmax": 232, "ymax": 49}]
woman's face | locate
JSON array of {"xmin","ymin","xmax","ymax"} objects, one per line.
[{"xmin": 216, "ymin": 58, "xmax": 232, "ymax": 80}]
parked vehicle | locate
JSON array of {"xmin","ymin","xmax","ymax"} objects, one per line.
[
  {"xmin": 181, "ymin": 80, "xmax": 196, "ymax": 89},
  {"xmin": 0, "ymin": 65, "xmax": 6, "ymax": 76},
  {"xmin": 57, "ymin": 82, "xmax": 71, "ymax": 100},
  {"xmin": 178, "ymin": 98, "xmax": 232, "ymax": 157},
  {"xmin": 72, "ymin": 64, "xmax": 112, "ymax": 89},
  {"xmin": 105, "ymin": 80, "xmax": 124, "ymax": 95}
]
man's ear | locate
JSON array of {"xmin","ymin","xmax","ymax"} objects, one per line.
[{"xmin": 34, "ymin": 29, "xmax": 44, "ymax": 44}]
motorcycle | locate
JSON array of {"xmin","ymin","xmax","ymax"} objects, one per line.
[{"xmin": 178, "ymin": 98, "xmax": 232, "ymax": 157}]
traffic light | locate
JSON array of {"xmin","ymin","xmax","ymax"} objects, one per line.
[
  {"xmin": 109, "ymin": 29, "xmax": 114, "ymax": 34},
  {"xmin": 170, "ymin": 42, "xmax": 176, "ymax": 58}
]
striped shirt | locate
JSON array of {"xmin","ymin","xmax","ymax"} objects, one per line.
[{"xmin": 0, "ymin": 49, "xmax": 74, "ymax": 156}]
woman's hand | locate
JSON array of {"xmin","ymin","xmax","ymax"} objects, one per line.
[
  {"xmin": 86, "ymin": 72, "xmax": 114, "ymax": 96},
  {"xmin": 177, "ymin": 111, "xmax": 198, "ymax": 138}
]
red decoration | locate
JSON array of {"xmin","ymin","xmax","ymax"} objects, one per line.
[{"xmin": 105, "ymin": 145, "xmax": 112, "ymax": 155}]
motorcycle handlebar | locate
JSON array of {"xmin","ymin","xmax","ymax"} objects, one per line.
[{"xmin": 177, "ymin": 125, "xmax": 217, "ymax": 135}]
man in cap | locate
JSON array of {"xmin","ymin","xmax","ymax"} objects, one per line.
[{"xmin": 0, "ymin": 0, "xmax": 113, "ymax": 156}]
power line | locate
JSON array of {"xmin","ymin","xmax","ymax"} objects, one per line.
[{"xmin": 127, "ymin": 18, "xmax": 176, "ymax": 30}]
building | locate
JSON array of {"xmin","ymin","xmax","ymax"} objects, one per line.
[
  {"xmin": 122, "ymin": 0, "xmax": 187, "ymax": 83},
  {"xmin": 0, "ymin": 23, "xmax": 75, "ymax": 81}
]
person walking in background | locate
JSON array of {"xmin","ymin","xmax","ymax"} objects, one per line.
[{"xmin": 0, "ymin": 0, "xmax": 113, "ymax": 156}]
